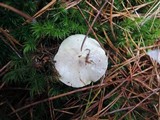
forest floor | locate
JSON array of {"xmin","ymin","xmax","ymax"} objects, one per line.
[{"xmin": 0, "ymin": 0, "xmax": 160, "ymax": 120}]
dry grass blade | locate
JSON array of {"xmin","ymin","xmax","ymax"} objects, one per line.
[{"xmin": 33, "ymin": 0, "xmax": 56, "ymax": 19}]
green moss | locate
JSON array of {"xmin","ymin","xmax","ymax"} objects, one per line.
[{"xmin": 115, "ymin": 17, "xmax": 160, "ymax": 48}]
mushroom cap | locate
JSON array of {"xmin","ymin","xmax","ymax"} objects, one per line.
[
  {"xmin": 54, "ymin": 34, "xmax": 108, "ymax": 88},
  {"xmin": 147, "ymin": 49, "xmax": 160, "ymax": 64}
]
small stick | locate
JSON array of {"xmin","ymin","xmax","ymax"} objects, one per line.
[
  {"xmin": 80, "ymin": 0, "xmax": 108, "ymax": 51},
  {"xmin": 85, "ymin": 49, "xmax": 91, "ymax": 64},
  {"xmin": 0, "ymin": 2, "xmax": 33, "ymax": 22}
]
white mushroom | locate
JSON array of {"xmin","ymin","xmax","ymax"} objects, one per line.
[
  {"xmin": 54, "ymin": 34, "xmax": 108, "ymax": 88},
  {"xmin": 147, "ymin": 49, "xmax": 160, "ymax": 64}
]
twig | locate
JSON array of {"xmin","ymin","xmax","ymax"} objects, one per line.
[
  {"xmin": 0, "ymin": 28, "xmax": 22, "ymax": 47},
  {"xmin": 85, "ymin": 0, "xmax": 108, "ymax": 19},
  {"xmin": 0, "ymin": 35, "xmax": 21, "ymax": 58},
  {"xmin": 7, "ymin": 100, "xmax": 22, "ymax": 120},
  {"xmin": 0, "ymin": 82, "xmax": 5, "ymax": 89},
  {"xmin": 77, "ymin": 5, "xmax": 99, "ymax": 42},
  {"xmin": 0, "ymin": 62, "xmax": 12, "ymax": 77},
  {"xmin": 10, "ymin": 81, "xmax": 121, "ymax": 115},
  {"xmin": 109, "ymin": 0, "xmax": 116, "ymax": 40},
  {"xmin": 80, "ymin": 0, "xmax": 108, "ymax": 51},
  {"xmin": 83, "ymin": 79, "xmax": 127, "ymax": 116},
  {"xmin": 33, "ymin": 0, "xmax": 56, "ymax": 19},
  {"xmin": 0, "ymin": 2, "xmax": 33, "ymax": 22},
  {"xmin": 0, "ymin": 61, "xmax": 11, "ymax": 73},
  {"xmin": 65, "ymin": 0, "xmax": 82, "ymax": 10},
  {"xmin": 119, "ymin": 88, "xmax": 160, "ymax": 120}
]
